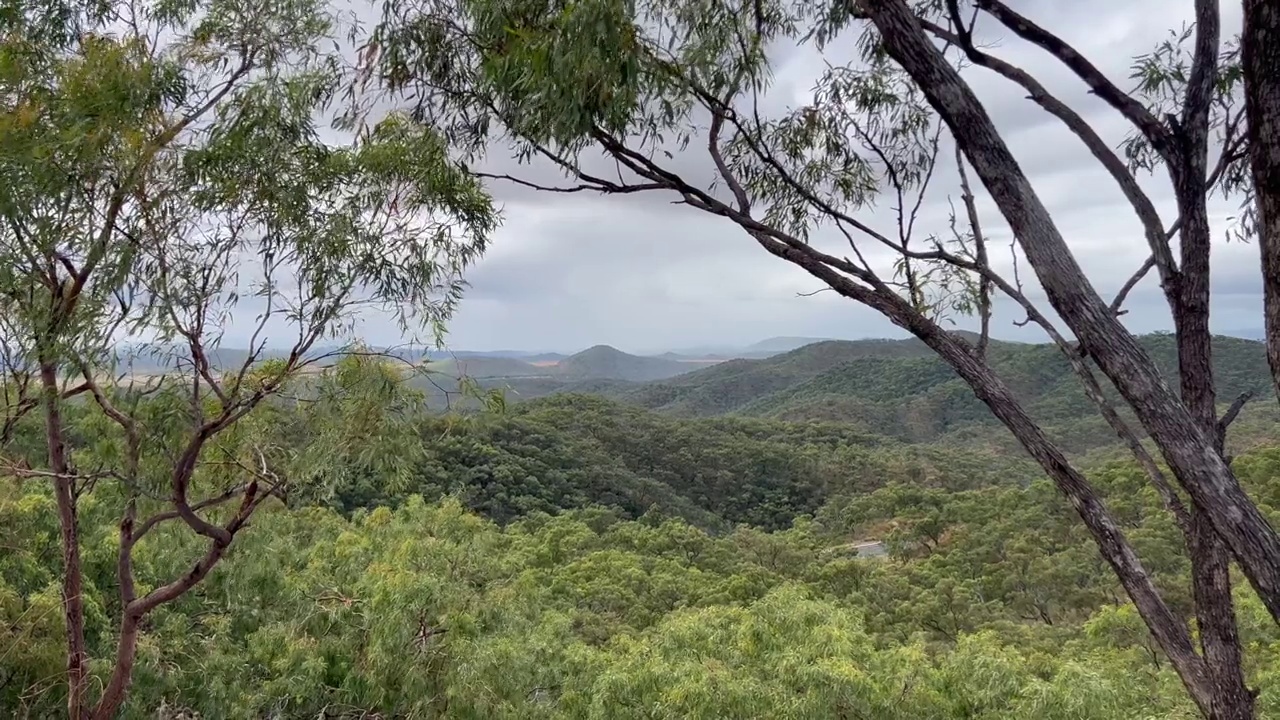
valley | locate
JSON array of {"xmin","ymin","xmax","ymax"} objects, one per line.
[
  {"xmin": 7, "ymin": 0, "xmax": 1280, "ymax": 713},
  {"xmin": 418, "ymin": 333, "xmax": 1279, "ymax": 456},
  {"xmin": 9, "ymin": 332, "xmax": 1280, "ymax": 718}
]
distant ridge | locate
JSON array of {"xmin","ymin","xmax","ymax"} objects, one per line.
[
  {"xmin": 424, "ymin": 356, "xmax": 546, "ymax": 379},
  {"xmin": 607, "ymin": 334, "xmax": 1273, "ymax": 444},
  {"xmin": 746, "ymin": 336, "xmax": 838, "ymax": 353},
  {"xmin": 555, "ymin": 345, "xmax": 705, "ymax": 382},
  {"xmin": 1219, "ymin": 328, "xmax": 1266, "ymax": 341}
]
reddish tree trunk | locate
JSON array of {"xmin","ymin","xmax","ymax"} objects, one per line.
[
  {"xmin": 41, "ymin": 360, "xmax": 89, "ymax": 720},
  {"xmin": 92, "ymin": 613, "xmax": 140, "ymax": 720}
]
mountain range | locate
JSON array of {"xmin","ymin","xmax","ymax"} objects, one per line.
[
  {"xmin": 115, "ymin": 332, "xmax": 1279, "ymax": 458},
  {"xmin": 113, "ymin": 335, "xmax": 821, "ymax": 379},
  {"xmin": 450, "ymin": 333, "xmax": 1279, "ymax": 458}
]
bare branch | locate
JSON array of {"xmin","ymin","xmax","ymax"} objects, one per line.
[
  {"xmin": 928, "ymin": 7, "xmax": 1179, "ymax": 307},
  {"xmin": 132, "ymin": 483, "xmax": 253, "ymax": 543},
  {"xmin": 473, "ymin": 171, "xmax": 665, "ymax": 195},
  {"xmin": 1181, "ymin": 0, "xmax": 1222, "ymax": 150},
  {"xmin": 954, "ymin": 146, "xmax": 991, "ymax": 357},
  {"xmin": 971, "ymin": 0, "xmax": 1178, "ymax": 160},
  {"xmin": 1218, "ymin": 390, "xmax": 1256, "ymax": 437}
]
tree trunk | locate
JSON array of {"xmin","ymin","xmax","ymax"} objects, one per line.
[
  {"xmin": 905, "ymin": 318, "xmax": 1223, "ymax": 719},
  {"xmin": 92, "ymin": 613, "xmax": 140, "ymax": 720},
  {"xmin": 1243, "ymin": 0, "xmax": 1280, "ymax": 405},
  {"xmin": 755, "ymin": 236, "xmax": 1221, "ymax": 717},
  {"xmin": 1190, "ymin": 514, "xmax": 1256, "ymax": 720},
  {"xmin": 41, "ymin": 360, "xmax": 89, "ymax": 720},
  {"xmin": 861, "ymin": 0, "xmax": 1280, "ymax": 625},
  {"xmin": 1171, "ymin": 34, "xmax": 1254, "ymax": 711}
]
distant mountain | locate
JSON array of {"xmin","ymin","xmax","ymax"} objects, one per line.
[
  {"xmin": 114, "ymin": 345, "xmax": 286, "ymax": 374},
  {"xmin": 746, "ymin": 336, "xmax": 839, "ymax": 353},
  {"xmin": 616, "ymin": 337, "xmax": 946, "ymax": 417},
  {"xmin": 556, "ymin": 345, "xmax": 705, "ymax": 382},
  {"xmin": 419, "ymin": 349, "xmax": 566, "ymax": 362},
  {"xmin": 594, "ymin": 334, "xmax": 1275, "ymax": 451},
  {"xmin": 423, "ymin": 356, "xmax": 548, "ymax": 379}
]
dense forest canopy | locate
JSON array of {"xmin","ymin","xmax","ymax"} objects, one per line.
[
  {"xmin": 348, "ymin": 0, "xmax": 1280, "ymax": 715},
  {"xmin": 4, "ymin": 385, "xmax": 1280, "ymax": 717},
  {"xmin": 5, "ymin": 0, "xmax": 1280, "ymax": 718},
  {"xmin": 5, "ymin": 352, "xmax": 1280, "ymax": 717}
]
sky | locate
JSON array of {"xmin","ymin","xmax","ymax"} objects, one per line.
[{"xmin": 318, "ymin": 0, "xmax": 1263, "ymax": 355}]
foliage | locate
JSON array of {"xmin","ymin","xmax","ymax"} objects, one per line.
[
  {"xmin": 5, "ymin": 380, "xmax": 1280, "ymax": 716},
  {"xmin": 0, "ymin": 0, "xmax": 495, "ymax": 714},
  {"xmin": 318, "ymin": 392, "xmax": 1041, "ymax": 531},
  {"xmin": 604, "ymin": 334, "xmax": 1274, "ymax": 449},
  {"xmin": 5, "ymin": 441, "xmax": 1280, "ymax": 717},
  {"xmin": 349, "ymin": 0, "xmax": 1280, "ymax": 712}
]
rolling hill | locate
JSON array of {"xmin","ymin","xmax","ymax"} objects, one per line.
[
  {"xmin": 120, "ymin": 333, "xmax": 1276, "ymax": 456},
  {"xmin": 746, "ymin": 336, "xmax": 839, "ymax": 353},
  {"xmin": 423, "ymin": 356, "xmax": 547, "ymax": 379},
  {"xmin": 553, "ymin": 344, "xmax": 708, "ymax": 382},
  {"xmin": 615, "ymin": 336, "xmax": 972, "ymax": 417},
  {"xmin": 584, "ymin": 333, "xmax": 1276, "ymax": 453}
]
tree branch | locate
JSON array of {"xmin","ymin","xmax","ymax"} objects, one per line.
[
  {"xmin": 954, "ymin": 145, "xmax": 992, "ymax": 357},
  {"xmin": 929, "ymin": 6, "xmax": 1179, "ymax": 307},
  {"xmin": 1218, "ymin": 390, "xmax": 1255, "ymax": 437},
  {"xmin": 972, "ymin": 0, "xmax": 1178, "ymax": 161}
]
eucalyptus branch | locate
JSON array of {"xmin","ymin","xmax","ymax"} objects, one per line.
[
  {"xmin": 929, "ymin": 5, "xmax": 1179, "ymax": 309},
  {"xmin": 1218, "ymin": 390, "xmax": 1256, "ymax": 438},
  {"xmin": 971, "ymin": 0, "xmax": 1178, "ymax": 161},
  {"xmin": 665, "ymin": 65, "xmax": 903, "ymax": 251},
  {"xmin": 954, "ymin": 147, "xmax": 992, "ymax": 358},
  {"xmin": 132, "ymin": 483, "xmax": 252, "ymax": 543},
  {"xmin": 472, "ymin": 171, "xmax": 664, "ymax": 195}
]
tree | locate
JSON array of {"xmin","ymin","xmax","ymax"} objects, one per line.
[
  {"xmin": 353, "ymin": 0, "xmax": 1278, "ymax": 716},
  {"xmin": 0, "ymin": 0, "xmax": 494, "ymax": 716},
  {"xmin": 1243, "ymin": 0, "xmax": 1280, "ymax": 405}
]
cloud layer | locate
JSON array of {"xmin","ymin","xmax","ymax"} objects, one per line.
[{"xmin": 284, "ymin": 1, "xmax": 1265, "ymax": 354}]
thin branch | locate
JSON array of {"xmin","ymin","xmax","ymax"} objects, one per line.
[
  {"xmin": 472, "ymin": 171, "xmax": 665, "ymax": 195},
  {"xmin": 132, "ymin": 483, "xmax": 251, "ymax": 543},
  {"xmin": 1108, "ymin": 221, "xmax": 1184, "ymax": 315},
  {"xmin": 1218, "ymin": 390, "xmax": 1255, "ymax": 437},
  {"xmin": 954, "ymin": 145, "xmax": 992, "ymax": 357},
  {"xmin": 929, "ymin": 7, "xmax": 1180, "ymax": 308},
  {"xmin": 971, "ymin": 0, "xmax": 1178, "ymax": 161}
]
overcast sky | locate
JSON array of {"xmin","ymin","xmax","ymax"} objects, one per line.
[{"xmin": 297, "ymin": 0, "xmax": 1263, "ymax": 355}]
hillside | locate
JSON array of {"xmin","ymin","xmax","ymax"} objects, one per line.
[
  {"xmin": 13, "ymin": 334, "xmax": 1280, "ymax": 719},
  {"xmin": 554, "ymin": 344, "xmax": 706, "ymax": 382},
  {"xmin": 601, "ymin": 333, "xmax": 1274, "ymax": 450},
  {"xmin": 747, "ymin": 335, "xmax": 837, "ymax": 353},
  {"xmin": 614, "ymin": 336, "xmax": 975, "ymax": 417},
  {"xmin": 423, "ymin": 356, "xmax": 547, "ymax": 379}
]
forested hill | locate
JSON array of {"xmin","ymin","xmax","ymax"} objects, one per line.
[
  {"xmin": 602, "ymin": 333, "xmax": 1275, "ymax": 448},
  {"xmin": 330, "ymin": 393, "xmax": 1045, "ymax": 531},
  {"xmin": 555, "ymin": 344, "xmax": 704, "ymax": 381}
]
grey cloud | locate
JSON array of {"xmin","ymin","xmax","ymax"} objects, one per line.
[{"xmin": 229, "ymin": 0, "xmax": 1265, "ymax": 354}]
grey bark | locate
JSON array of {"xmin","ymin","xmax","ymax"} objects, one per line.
[
  {"xmin": 1244, "ymin": 0, "xmax": 1280, "ymax": 407},
  {"xmin": 860, "ymin": 0, "xmax": 1280, "ymax": 629}
]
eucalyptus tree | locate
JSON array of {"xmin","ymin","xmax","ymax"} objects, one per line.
[
  {"xmin": 0, "ymin": 0, "xmax": 494, "ymax": 716},
  {"xmin": 353, "ymin": 0, "xmax": 1279, "ymax": 716},
  {"xmin": 1243, "ymin": 0, "xmax": 1280, "ymax": 402}
]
